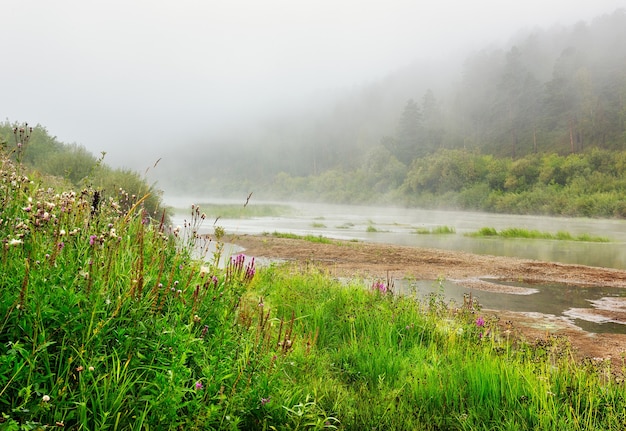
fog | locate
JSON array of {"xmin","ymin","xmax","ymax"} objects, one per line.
[{"xmin": 3, "ymin": 1, "xmax": 624, "ymax": 176}]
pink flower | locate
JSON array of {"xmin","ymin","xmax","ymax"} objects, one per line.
[
  {"xmin": 476, "ymin": 317, "xmax": 485, "ymax": 327},
  {"xmin": 195, "ymin": 381, "xmax": 203, "ymax": 390}
]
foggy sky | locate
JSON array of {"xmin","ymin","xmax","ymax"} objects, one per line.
[{"xmin": 3, "ymin": 0, "xmax": 624, "ymax": 170}]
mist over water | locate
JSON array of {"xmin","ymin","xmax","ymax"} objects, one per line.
[{"xmin": 169, "ymin": 198, "xmax": 626, "ymax": 270}]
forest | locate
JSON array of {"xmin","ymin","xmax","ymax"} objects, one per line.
[{"xmin": 154, "ymin": 8, "xmax": 626, "ymax": 218}]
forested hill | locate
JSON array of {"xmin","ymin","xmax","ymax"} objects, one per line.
[{"xmin": 160, "ymin": 7, "xmax": 626, "ymax": 196}]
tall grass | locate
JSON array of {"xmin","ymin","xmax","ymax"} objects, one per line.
[
  {"xmin": 0, "ymin": 148, "xmax": 265, "ymax": 429},
  {"xmin": 467, "ymin": 227, "xmax": 610, "ymax": 242},
  {"xmin": 2, "ymin": 142, "xmax": 626, "ymax": 430},
  {"xmin": 415, "ymin": 225, "xmax": 456, "ymax": 234}
]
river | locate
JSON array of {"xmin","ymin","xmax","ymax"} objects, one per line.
[
  {"xmin": 169, "ymin": 199, "xmax": 626, "ymax": 270},
  {"xmin": 168, "ymin": 198, "xmax": 626, "ymax": 334}
]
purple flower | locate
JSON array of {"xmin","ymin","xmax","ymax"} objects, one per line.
[
  {"xmin": 195, "ymin": 381, "xmax": 203, "ymax": 390},
  {"xmin": 476, "ymin": 317, "xmax": 485, "ymax": 327},
  {"xmin": 371, "ymin": 280, "xmax": 389, "ymax": 294},
  {"xmin": 57, "ymin": 242, "xmax": 65, "ymax": 250},
  {"xmin": 261, "ymin": 396, "xmax": 271, "ymax": 406},
  {"xmin": 89, "ymin": 235, "xmax": 97, "ymax": 246}
]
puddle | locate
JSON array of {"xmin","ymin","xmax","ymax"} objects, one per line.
[{"xmin": 394, "ymin": 278, "xmax": 626, "ymax": 334}]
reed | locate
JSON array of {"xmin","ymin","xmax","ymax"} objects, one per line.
[{"xmin": 415, "ymin": 225, "xmax": 457, "ymax": 234}]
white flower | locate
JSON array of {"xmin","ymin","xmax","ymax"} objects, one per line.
[
  {"xmin": 9, "ymin": 238, "xmax": 23, "ymax": 246},
  {"xmin": 42, "ymin": 395, "xmax": 50, "ymax": 402}
]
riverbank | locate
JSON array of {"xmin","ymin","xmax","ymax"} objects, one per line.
[{"xmin": 229, "ymin": 233, "xmax": 626, "ymax": 360}]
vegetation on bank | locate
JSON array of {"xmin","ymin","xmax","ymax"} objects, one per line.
[
  {"xmin": 468, "ymin": 227, "xmax": 610, "ymax": 242},
  {"xmin": 263, "ymin": 147, "xmax": 626, "ymax": 218},
  {"xmin": 3, "ymin": 134, "xmax": 626, "ymax": 430},
  {"xmin": 0, "ymin": 123, "xmax": 167, "ymax": 222},
  {"xmin": 266, "ymin": 231, "xmax": 334, "ymax": 244},
  {"xmin": 5, "ymin": 121, "xmax": 626, "ymax": 220},
  {"xmin": 185, "ymin": 203, "xmax": 294, "ymax": 219}
]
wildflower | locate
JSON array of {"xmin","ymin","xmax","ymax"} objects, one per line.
[
  {"xmin": 8, "ymin": 238, "xmax": 22, "ymax": 246},
  {"xmin": 89, "ymin": 235, "xmax": 97, "ymax": 246},
  {"xmin": 42, "ymin": 395, "xmax": 50, "ymax": 402},
  {"xmin": 475, "ymin": 317, "xmax": 485, "ymax": 327},
  {"xmin": 261, "ymin": 396, "xmax": 271, "ymax": 406},
  {"xmin": 59, "ymin": 229, "xmax": 66, "ymax": 236},
  {"xmin": 195, "ymin": 381, "xmax": 203, "ymax": 390},
  {"xmin": 371, "ymin": 280, "xmax": 389, "ymax": 294},
  {"xmin": 57, "ymin": 242, "xmax": 64, "ymax": 250},
  {"xmin": 88, "ymin": 366, "xmax": 95, "ymax": 372}
]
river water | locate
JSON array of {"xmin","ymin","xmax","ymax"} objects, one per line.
[{"xmin": 168, "ymin": 198, "xmax": 626, "ymax": 333}]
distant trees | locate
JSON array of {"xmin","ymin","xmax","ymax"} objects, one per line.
[
  {"xmin": 263, "ymin": 146, "xmax": 626, "ymax": 217},
  {"xmin": 443, "ymin": 9, "xmax": 626, "ymax": 158}
]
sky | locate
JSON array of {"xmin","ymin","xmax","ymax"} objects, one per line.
[{"xmin": 3, "ymin": 0, "xmax": 624, "ymax": 169}]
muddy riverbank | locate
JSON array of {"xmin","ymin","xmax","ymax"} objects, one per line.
[{"xmin": 228, "ymin": 233, "xmax": 626, "ymax": 361}]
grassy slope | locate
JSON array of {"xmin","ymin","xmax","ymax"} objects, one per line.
[{"xmin": 1, "ymin": 150, "xmax": 625, "ymax": 430}]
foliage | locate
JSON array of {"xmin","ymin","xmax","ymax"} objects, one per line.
[
  {"xmin": 263, "ymin": 147, "xmax": 626, "ymax": 218},
  {"xmin": 0, "ymin": 122, "xmax": 168, "ymax": 223},
  {"xmin": 3, "ymin": 146, "xmax": 626, "ymax": 429}
]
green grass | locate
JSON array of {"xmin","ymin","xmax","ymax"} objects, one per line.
[
  {"xmin": 467, "ymin": 226, "xmax": 610, "ymax": 242},
  {"xmin": 176, "ymin": 202, "xmax": 294, "ymax": 219},
  {"xmin": 2, "ymin": 145, "xmax": 626, "ymax": 430},
  {"xmin": 266, "ymin": 231, "xmax": 333, "ymax": 244},
  {"xmin": 311, "ymin": 222, "xmax": 327, "ymax": 228},
  {"xmin": 415, "ymin": 225, "xmax": 457, "ymax": 234}
]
